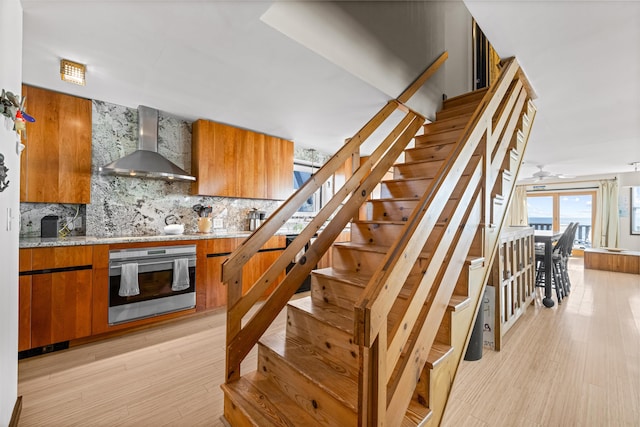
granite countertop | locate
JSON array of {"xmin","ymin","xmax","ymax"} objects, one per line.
[{"xmin": 19, "ymin": 231, "xmax": 258, "ymax": 248}]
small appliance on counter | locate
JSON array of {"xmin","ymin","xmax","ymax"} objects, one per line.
[
  {"xmin": 193, "ymin": 204, "xmax": 213, "ymax": 233},
  {"xmin": 248, "ymin": 208, "xmax": 266, "ymax": 231},
  {"xmin": 40, "ymin": 215, "xmax": 59, "ymax": 238}
]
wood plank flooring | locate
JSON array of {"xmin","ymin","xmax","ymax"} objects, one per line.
[{"xmin": 17, "ymin": 259, "xmax": 640, "ymax": 426}]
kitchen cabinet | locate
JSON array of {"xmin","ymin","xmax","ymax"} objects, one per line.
[
  {"xmin": 20, "ymin": 84, "xmax": 92, "ymax": 203},
  {"xmin": 204, "ymin": 237, "xmax": 239, "ymax": 309},
  {"xmin": 243, "ymin": 235, "xmax": 287, "ymax": 296},
  {"xmin": 18, "ymin": 276, "xmax": 32, "ymax": 352},
  {"xmin": 19, "ymin": 246, "xmax": 93, "ymax": 350},
  {"xmin": 203, "ymin": 235, "xmax": 286, "ymax": 309},
  {"xmin": 192, "ymin": 119, "xmax": 293, "ymax": 200}
]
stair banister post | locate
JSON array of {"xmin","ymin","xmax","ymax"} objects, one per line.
[{"xmin": 225, "ymin": 272, "xmax": 243, "ymax": 383}]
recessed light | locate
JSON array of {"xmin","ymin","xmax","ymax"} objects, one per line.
[{"xmin": 60, "ymin": 59, "xmax": 86, "ymax": 86}]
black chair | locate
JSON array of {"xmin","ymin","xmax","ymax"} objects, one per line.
[{"xmin": 535, "ymin": 223, "xmax": 575, "ymax": 303}]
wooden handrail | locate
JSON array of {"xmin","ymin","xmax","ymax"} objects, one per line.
[
  {"xmin": 222, "ymin": 51, "xmax": 449, "ymax": 384},
  {"xmin": 397, "ymin": 51, "xmax": 449, "ymax": 104},
  {"xmin": 226, "ymin": 115, "xmax": 425, "ymax": 372},
  {"xmin": 228, "ymin": 109, "xmax": 418, "ymax": 322},
  {"xmin": 355, "ymin": 57, "xmax": 538, "ymax": 424},
  {"xmin": 221, "ymin": 100, "xmax": 398, "ymax": 283},
  {"xmin": 355, "ymin": 57, "xmax": 521, "ymax": 345}
]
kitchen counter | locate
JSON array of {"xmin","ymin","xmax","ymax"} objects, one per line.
[{"xmin": 19, "ymin": 231, "xmax": 258, "ymax": 248}]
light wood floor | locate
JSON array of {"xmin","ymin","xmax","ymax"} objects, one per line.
[{"xmin": 17, "ymin": 259, "xmax": 640, "ymax": 426}]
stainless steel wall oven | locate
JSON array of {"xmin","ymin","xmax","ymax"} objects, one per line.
[{"xmin": 108, "ymin": 244, "xmax": 196, "ymax": 325}]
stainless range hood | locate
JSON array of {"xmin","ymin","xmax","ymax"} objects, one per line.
[{"xmin": 99, "ymin": 105, "xmax": 196, "ymax": 182}]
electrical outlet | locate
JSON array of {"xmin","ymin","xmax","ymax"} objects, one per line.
[{"xmin": 213, "ymin": 218, "xmax": 223, "ymax": 229}]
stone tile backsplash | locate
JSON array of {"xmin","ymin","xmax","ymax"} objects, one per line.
[{"xmin": 20, "ymin": 99, "xmax": 325, "ymax": 238}]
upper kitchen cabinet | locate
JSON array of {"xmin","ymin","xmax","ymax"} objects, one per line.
[
  {"xmin": 192, "ymin": 119, "xmax": 293, "ymax": 200},
  {"xmin": 20, "ymin": 84, "xmax": 92, "ymax": 203}
]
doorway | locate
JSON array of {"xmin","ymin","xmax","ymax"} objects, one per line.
[{"xmin": 527, "ymin": 191, "xmax": 596, "ymax": 249}]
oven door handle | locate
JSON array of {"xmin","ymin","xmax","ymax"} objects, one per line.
[{"xmin": 110, "ymin": 258, "xmax": 196, "ymax": 271}]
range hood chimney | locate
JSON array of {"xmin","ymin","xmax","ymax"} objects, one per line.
[{"xmin": 99, "ymin": 105, "xmax": 196, "ymax": 182}]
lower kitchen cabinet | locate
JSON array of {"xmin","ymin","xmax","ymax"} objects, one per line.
[
  {"xmin": 19, "ymin": 246, "xmax": 93, "ymax": 351},
  {"xmin": 203, "ymin": 235, "xmax": 286, "ymax": 309},
  {"xmin": 242, "ymin": 235, "xmax": 286, "ymax": 297},
  {"xmin": 30, "ymin": 269, "xmax": 93, "ymax": 348},
  {"xmin": 204, "ymin": 238, "xmax": 239, "ymax": 310},
  {"xmin": 18, "ymin": 276, "xmax": 32, "ymax": 352}
]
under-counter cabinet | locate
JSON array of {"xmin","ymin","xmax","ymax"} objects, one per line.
[
  {"xmin": 20, "ymin": 84, "xmax": 92, "ymax": 203},
  {"xmin": 191, "ymin": 119, "xmax": 293, "ymax": 200},
  {"xmin": 19, "ymin": 247, "xmax": 93, "ymax": 351},
  {"xmin": 202, "ymin": 236, "xmax": 287, "ymax": 309}
]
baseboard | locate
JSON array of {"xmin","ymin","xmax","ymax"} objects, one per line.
[{"xmin": 9, "ymin": 395, "xmax": 22, "ymax": 427}]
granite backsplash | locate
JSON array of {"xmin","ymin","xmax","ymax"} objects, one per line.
[{"xmin": 20, "ymin": 99, "xmax": 326, "ymax": 238}]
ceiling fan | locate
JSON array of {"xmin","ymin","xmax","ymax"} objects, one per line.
[{"xmin": 531, "ymin": 165, "xmax": 575, "ymax": 181}]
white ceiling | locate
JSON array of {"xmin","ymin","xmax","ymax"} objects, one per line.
[{"xmin": 20, "ymin": 0, "xmax": 640, "ymax": 182}]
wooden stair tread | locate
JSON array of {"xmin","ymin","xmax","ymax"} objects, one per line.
[
  {"xmin": 368, "ymin": 196, "xmax": 461, "ymax": 203},
  {"xmin": 288, "ymin": 296, "xmax": 355, "ymax": 334},
  {"xmin": 382, "ymin": 174, "xmax": 467, "ymax": 186},
  {"xmin": 426, "ymin": 342, "xmax": 453, "ymax": 369},
  {"xmin": 312, "ymin": 267, "xmax": 418, "ymax": 300},
  {"xmin": 442, "ymin": 87, "xmax": 488, "ymax": 109},
  {"xmin": 394, "ymin": 158, "xmax": 445, "ymax": 168},
  {"xmin": 402, "ymin": 400, "xmax": 433, "ymax": 427},
  {"xmin": 333, "ymin": 241, "xmax": 434, "ymax": 259},
  {"xmin": 312, "ymin": 267, "xmax": 372, "ymax": 287},
  {"xmin": 415, "ymin": 125, "xmax": 465, "ymax": 139},
  {"xmin": 369, "ymin": 196, "xmax": 420, "ymax": 202},
  {"xmin": 353, "ymin": 219, "xmax": 409, "ymax": 226},
  {"xmin": 333, "ymin": 241, "xmax": 392, "ymax": 254},
  {"xmin": 259, "ymin": 333, "xmax": 358, "ymax": 410},
  {"xmin": 222, "ymin": 372, "xmax": 322, "ymax": 427},
  {"xmin": 448, "ymin": 294, "xmax": 471, "ymax": 312},
  {"xmin": 436, "ymin": 103, "xmax": 478, "ymax": 117},
  {"xmin": 422, "ymin": 113, "xmax": 473, "ymax": 134}
]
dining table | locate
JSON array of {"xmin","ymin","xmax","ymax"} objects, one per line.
[{"xmin": 534, "ymin": 229, "xmax": 563, "ymax": 307}]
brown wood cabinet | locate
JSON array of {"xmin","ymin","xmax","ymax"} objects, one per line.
[
  {"xmin": 204, "ymin": 237, "xmax": 240, "ymax": 310},
  {"xmin": 19, "ymin": 246, "xmax": 93, "ymax": 350},
  {"xmin": 584, "ymin": 248, "xmax": 640, "ymax": 274},
  {"xmin": 202, "ymin": 235, "xmax": 286, "ymax": 309},
  {"xmin": 20, "ymin": 84, "xmax": 92, "ymax": 203},
  {"xmin": 192, "ymin": 119, "xmax": 293, "ymax": 200}
]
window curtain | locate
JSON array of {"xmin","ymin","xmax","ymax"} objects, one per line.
[
  {"xmin": 594, "ymin": 179, "xmax": 619, "ymax": 248},
  {"xmin": 507, "ymin": 185, "xmax": 529, "ymax": 226}
]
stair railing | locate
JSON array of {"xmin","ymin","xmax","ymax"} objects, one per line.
[
  {"xmin": 354, "ymin": 57, "xmax": 537, "ymax": 425},
  {"xmin": 222, "ymin": 52, "xmax": 449, "ymax": 383}
]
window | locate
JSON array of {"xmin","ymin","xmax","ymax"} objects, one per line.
[
  {"xmin": 631, "ymin": 187, "xmax": 640, "ymax": 235},
  {"xmin": 527, "ymin": 191, "xmax": 596, "ymax": 248},
  {"xmin": 293, "ymin": 161, "xmax": 320, "ymax": 213}
]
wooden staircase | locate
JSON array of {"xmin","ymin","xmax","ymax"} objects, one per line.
[{"xmin": 221, "ymin": 54, "xmax": 537, "ymax": 426}]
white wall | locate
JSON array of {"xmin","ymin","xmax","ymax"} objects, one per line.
[
  {"xmin": 0, "ymin": 0, "xmax": 22, "ymax": 424},
  {"xmin": 618, "ymin": 171, "xmax": 640, "ymax": 251},
  {"xmin": 443, "ymin": 1, "xmax": 473, "ymax": 98}
]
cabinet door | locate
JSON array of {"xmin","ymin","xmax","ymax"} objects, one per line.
[
  {"xmin": 31, "ymin": 269, "xmax": 92, "ymax": 347},
  {"xmin": 18, "ymin": 276, "xmax": 32, "ymax": 352},
  {"xmin": 192, "ymin": 119, "xmax": 293, "ymax": 199},
  {"xmin": 21, "ymin": 85, "xmax": 92, "ymax": 203},
  {"xmin": 205, "ymin": 238, "xmax": 239, "ymax": 309},
  {"xmin": 242, "ymin": 236, "xmax": 286, "ymax": 297},
  {"xmin": 265, "ymin": 134, "xmax": 294, "ymax": 200}
]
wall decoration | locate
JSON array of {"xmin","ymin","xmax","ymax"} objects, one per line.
[
  {"xmin": 1, "ymin": 89, "xmax": 35, "ymax": 138},
  {"xmin": 0, "ymin": 153, "xmax": 9, "ymax": 192}
]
